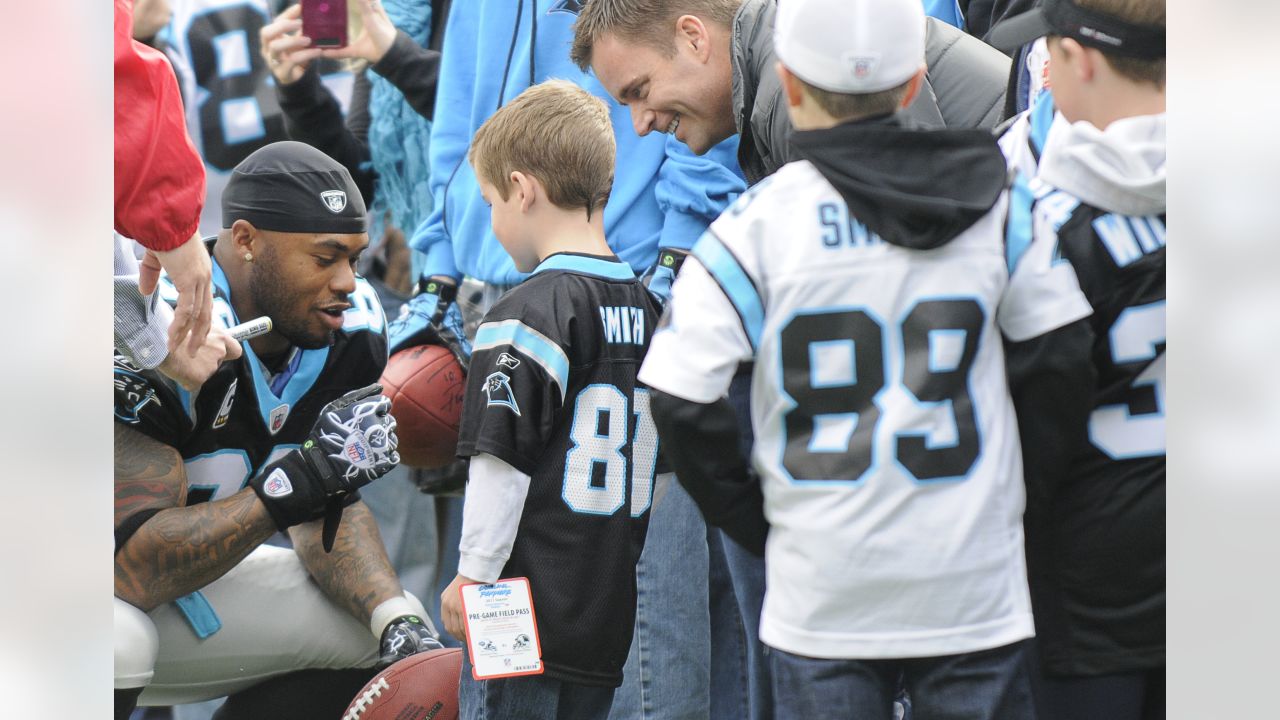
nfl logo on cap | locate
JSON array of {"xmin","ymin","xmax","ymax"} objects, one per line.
[{"xmin": 774, "ymin": 0, "xmax": 926, "ymax": 94}]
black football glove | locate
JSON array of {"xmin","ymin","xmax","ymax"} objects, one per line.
[
  {"xmin": 387, "ymin": 276, "xmax": 472, "ymax": 372},
  {"xmin": 250, "ymin": 383, "xmax": 400, "ymax": 549},
  {"xmin": 377, "ymin": 614, "xmax": 444, "ymax": 669}
]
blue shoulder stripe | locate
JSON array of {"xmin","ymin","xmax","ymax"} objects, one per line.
[
  {"xmin": 690, "ymin": 231, "xmax": 764, "ymax": 350},
  {"xmin": 1029, "ymin": 90, "xmax": 1056, "ymax": 158},
  {"xmin": 474, "ymin": 319, "xmax": 571, "ymax": 402},
  {"xmin": 1006, "ymin": 174, "xmax": 1035, "ymax": 273}
]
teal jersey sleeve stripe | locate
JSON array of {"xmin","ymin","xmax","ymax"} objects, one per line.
[
  {"xmin": 691, "ymin": 231, "xmax": 764, "ymax": 350},
  {"xmin": 1005, "ymin": 174, "xmax": 1035, "ymax": 274},
  {"xmin": 474, "ymin": 319, "xmax": 571, "ymax": 401}
]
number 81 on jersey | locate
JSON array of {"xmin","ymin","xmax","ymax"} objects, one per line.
[{"xmin": 562, "ymin": 386, "xmax": 658, "ymax": 517}]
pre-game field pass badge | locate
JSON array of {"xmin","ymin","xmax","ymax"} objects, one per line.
[{"xmin": 459, "ymin": 577, "xmax": 543, "ymax": 679}]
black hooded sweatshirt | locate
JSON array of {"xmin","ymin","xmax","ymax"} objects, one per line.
[{"xmin": 788, "ymin": 114, "xmax": 1008, "ymax": 250}]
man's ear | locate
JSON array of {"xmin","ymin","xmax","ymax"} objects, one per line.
[
  {"xmin": 510, "ymin": 171, "xmax": 537, "ymax": 213},
  {"xmin": 230, "ymin": 219, "xmax": 258, "ymax": 254},
  {"xmin": 676, "ymin": 14, "xmax": 711, "ymax": 63},
  {"xmin": 776, "ymin": 62, "xmax": 805, "ymax": 109}
]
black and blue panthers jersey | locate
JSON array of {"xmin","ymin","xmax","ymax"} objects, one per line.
[
  {"xmin": 113, "ymin": 253, "xmax": 388, "ymax": 506},
  {"xmin": 1011, "ymin": 178, "xmax": 1166, "ymax": 676},
  {"xmin": 457, "ymin": 252, "xmax": 661, "ymax": 687}
]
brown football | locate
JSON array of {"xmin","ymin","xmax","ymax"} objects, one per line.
[
  {"xmin": 379, "ymin": 345, "xmax": 466, "ymax": 469},
  {"xmin": 342, "ymin": 647, "xmax": 463, "ymax": 720}
]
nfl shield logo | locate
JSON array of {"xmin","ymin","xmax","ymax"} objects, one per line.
[
  {"xmin": 344, "ymin": 431, "xmax": 371, "ymax": 466},
  {"xmin": 320, "ymin": 190, "xmax": 347, "ymax": 213},
  {"xmin": 853, "ymin": 57, "xmax": 876, "ymax": 79},
  {"xmin": 263, "ymin": 468, "xmax": 293, "ymax": 497},
  {"xmin": 269, "ymin": 404, "xmax": 290, "ymax": 434}
]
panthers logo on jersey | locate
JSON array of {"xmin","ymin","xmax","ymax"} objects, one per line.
[
  {"xmin": 483, "ymin": 372, "xmax": 521, "ymax": 415},
  {"xmin": 114, "ymin": 357, "xmax": 161, "ymax": 424}
]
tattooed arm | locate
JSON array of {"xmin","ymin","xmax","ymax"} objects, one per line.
[
  {"xmin": 114, "ymin": 424, "xmax": 276, "ymax": 611},
  {"xmin": 289, "ymin": 501, "xmax": 403, "ymax": 626}
]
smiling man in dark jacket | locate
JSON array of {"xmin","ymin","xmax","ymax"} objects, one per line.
[{"xmin": 572, "ymin": 0, "xmax": 1011, "ymax": 184}]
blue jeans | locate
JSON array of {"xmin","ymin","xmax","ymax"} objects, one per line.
[
  {"xmin": 724, "ymin": 372, "xmax": 773, "ymax": 720},
  {"xmin": 770, "ymin": 641, "xmax": 1036, "ymax": 720},
  {"xmin": 460, "ymin": 652, "xmax": 616, "ymax": 720},
  {"xmin": 607, "ymin": 477, "xmax": 748, "ymax": 720},
  {"xmin": 716, "ymin": 529, "xmax": 770, "ymax": 720}
]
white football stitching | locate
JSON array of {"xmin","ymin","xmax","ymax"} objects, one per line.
[{"xmin": 342, "ymin": 676, "xmax": 390, "ymax": 720}]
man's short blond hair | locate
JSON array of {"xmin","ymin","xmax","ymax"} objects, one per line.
[
  {"xmin": 570, "ymin": 0, "xmax": 742, "ymax": 71},
  {"xmin": 1072, "ymin": 0, "xmax": 1165, "ymax": 88},
  {"xmin": 469, "ymin": 80, "xmax": 616, "ymax": 216}
]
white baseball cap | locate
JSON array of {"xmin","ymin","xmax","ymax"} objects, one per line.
[{"xmin": 774, "ymin": 0, "xmax": 927, "ymax": 94}]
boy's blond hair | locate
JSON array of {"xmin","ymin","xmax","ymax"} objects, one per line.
[
  {"xmin": 469, "ymin": 80, "xmax": 616, "ymax": 217},
  {"xmin": 1072, "ymin": 0, "xmax": 1165, "ymax": 89}
]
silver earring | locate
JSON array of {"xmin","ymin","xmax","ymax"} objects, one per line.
[{"xmin": 244, "ymin": 252, "xmax": 254, "ymax": 262}]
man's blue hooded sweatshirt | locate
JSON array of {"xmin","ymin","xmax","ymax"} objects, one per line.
[{"xmin": 410, "ymin": 0, "xmax": 746, "ymax": 285}]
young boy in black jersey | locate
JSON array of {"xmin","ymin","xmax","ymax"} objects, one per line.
[
  {"xmin": 439, "ymin": 80, "xmax": 661, "ymax": 720},
  {"xmin": 991, "ymin": 1, "xmax": 1166, "ymax": 717}
]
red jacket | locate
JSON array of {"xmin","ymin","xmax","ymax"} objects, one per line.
[{"xmin": 114, "ymin": 0, "xmax": 205, "ymax": 251}]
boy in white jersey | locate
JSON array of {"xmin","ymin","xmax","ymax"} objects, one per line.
[{"xmin": 638, "ymin": 0, "xmax": 1093, "ymax": 717}]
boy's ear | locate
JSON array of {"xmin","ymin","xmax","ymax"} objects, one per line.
[
  {"xmin": 900, "ymin": 66, "xmax": 927, "ymax": 110},
  {"xmin": 1058, "ymin": 37, "xmax": 1096, "ymax": 84},
  {"xmin": 776, "ymin": 62, "xmax": 804, "ymax": 109},
  {"xmin": 510, "ymin": 171, "xmax": 537, "ymax": 213}
]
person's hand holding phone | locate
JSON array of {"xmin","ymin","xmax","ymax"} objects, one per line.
[
  {"xmin": 317, "ymin": 0, "xmax": 396, "ymax": 64},
  {"xmin": 259, "ymin": 4, "xmax": 324, "ymax": 85}
]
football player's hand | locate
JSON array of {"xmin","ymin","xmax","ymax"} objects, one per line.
[
  {"xmin": 156, "ymin": 327, "xmax": 242, "ymax": 391},
  {"xmin": 387, "ymin": 276, "xmax": 472, "ymax": 371},
  {"xmin": 259, "ymin": 4, "xmax": 323, "ymax": 86},
  {"xmin": 250, "ymin": 384, "xmax": 400, "ymax": 531},
  {"xmin": 377, "ymin": 614, "xmax": 444, "ymax": 669},
  {"xmin": 440, "ymin": 573, "xmax": 479, "ymax": 640},
  {"xmin": 139, "ymin": 230, "xmax": 215, "ymax": 356},
  {"xmin": 641, "ymin": 248, "xmax": 689, "ymax": 307}
]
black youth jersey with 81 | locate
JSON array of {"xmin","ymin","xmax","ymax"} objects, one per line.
[{"xmin": 457, "ymin": 252, "xmax": 662, "ymax": 687}]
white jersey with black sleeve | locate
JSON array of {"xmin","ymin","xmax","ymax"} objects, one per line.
[{"xmin": 639, "ymin": 158, "xmax": 1092, "ymax": 660}]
